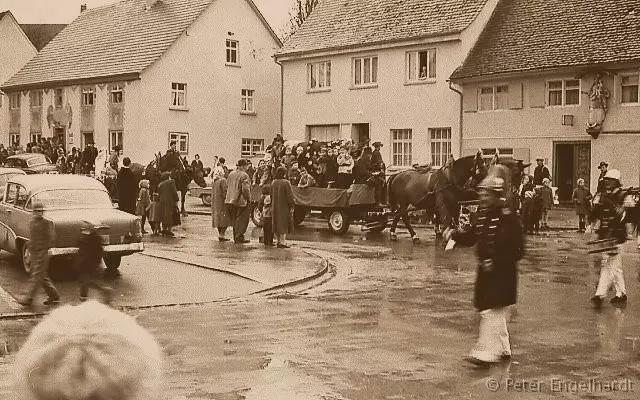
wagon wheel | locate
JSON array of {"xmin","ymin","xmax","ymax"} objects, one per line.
[{"xmin": 328, "ymin": 210, "xmax": 350, "ymax": 235}]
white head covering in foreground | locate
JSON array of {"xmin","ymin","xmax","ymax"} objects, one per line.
[{"xmin": 13, "ymin": 301, "xmax": 162, "ymax": 400}]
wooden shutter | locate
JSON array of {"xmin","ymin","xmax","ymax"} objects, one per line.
[
  {"xmin": 528, "ymin": 81, "xmax": 546, "ymax": 108},
  {"xmin": 508, "ymin": 83, "xmax": 523, "ymax": 109},
  {"xmin": 463, "ymin": 86, "xmax": 478, "ymax": 113}
]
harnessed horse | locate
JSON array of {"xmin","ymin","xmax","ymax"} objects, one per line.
[{"xmin": 386, "ymin": 152, "xmax": 486, "ymax": 242}]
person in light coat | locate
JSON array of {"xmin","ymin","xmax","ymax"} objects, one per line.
[
  {"xmin": 211, "ymin": 167, "xmax": 231, "ymax": 241},
  {"xmin": 225, "ymin": 159, "xmax": 252, "ymax": 244},
  {"xmin": 271, "ymin": 166, "xmax": 295, "ymax": 248}
]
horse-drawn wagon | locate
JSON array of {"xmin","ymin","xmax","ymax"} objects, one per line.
[{"xmin": 249, "ymin": 184, "xmax": 392, "ymax": 235}]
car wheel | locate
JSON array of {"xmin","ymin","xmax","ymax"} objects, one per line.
[
  {"xmin": 103, "ymin": 254, "xmax": 122, "ymax": 270},
  {"xmin": 251, "ymin": 203, "xmax": 264, "ymax": 227},
  {"xmin": 20, "ymin": 241, "xmax": 33, "ymax": 275},
  {"xmin": 201, "ymin": 194, "xmax": 212, "ymax": 207},
  {"xmin": 328, "ymin": 210, "xmax": 350, "ymax": 235}
]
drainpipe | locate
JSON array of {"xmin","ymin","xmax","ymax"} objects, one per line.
[
  {"xmin": 274, "ymin": 57, "xmax": 284, "ymax": 135},
  {"xmin": 447, "ymin": 79, "xmax": 464, "ymax": 158}
]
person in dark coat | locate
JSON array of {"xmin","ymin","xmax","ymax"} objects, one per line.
[
  {"xmin": 271, "ymin": 166, "xmax": 295, "ymax": 248},
  {"xmin": 225, "ymin": 159, "xmax": 252, "ymax": 244},
  {"xmin": 572, "ymin": 178, "xmax": 592, "ymax": 233},
  {"xmin": 519, "ymin": 175, "xmax": 535, "ymax": 234},
  {"xmin": 158, "ymin": 172, "xmax": 179, "ymax": 236},
  {"xmin": 211, "ymin": 167, "xmax": 231, "ymax": 241},
  {"xmin": 596, "ymin": 161, "xmax": 608, "ymax": 194},
  {"xmin": 116, "ymin": 157, "xmax": 137, "ymax": 215},
  {"xmin": 352, "ymin": 149, "xmax": 372, "ymax": 184},
  {"xmin": 191, "ymin": 154, "xmax": 204, "ymax": 173},
  {"xmin": 532, "ymin": 158, "xmax": 550, "ymax": 186},
  {"xmin": 325, "ymin": 147, "xmax": 339, "ymax": 187},
  {"xmin": 444, "ymin": 165, "xmax": 524, "ymax": 366},
  {"xmin": 75, "ymin": 221, "xmax": 113, "ymax": 304}
]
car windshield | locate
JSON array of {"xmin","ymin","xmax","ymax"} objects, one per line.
[
  {"xmin": 26, "ymin": 155, "xmax": 48, "ymax": 167},
  {"xmin": 29, "ymin": 189, "xmax": 112, "ymax": 210},
  {"xmin": 5, "ymin": 159, "xmax": 26, "ymax": 168}
]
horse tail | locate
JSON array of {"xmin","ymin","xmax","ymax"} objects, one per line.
[{"xmin": 386, "ymin": 172, "xmax": 403, "ymax": 210}]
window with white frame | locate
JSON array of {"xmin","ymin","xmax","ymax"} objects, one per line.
[
  {"xmin": 547, "ymin": 79, "xmax": 580, "ymax": 106},
  {"xmin": 406, "ymin": 49, "xmax": 436, "ymax": 82},
  {"xmin": 480, "ymin": 148, "xmax": 514, "ymax": 166},
  {"xmin": 226, "ymin": 39, "xmax": 239, "ymax": 64},
  {"xmin": 109, "ymin": 130, "xmax": 123, "ymax": 152},
  {"xmin": 171, "ymin": 83, "xmax": 187, "ymax": 108},
  {"xmin": 54, "ymin": 89, "xmax": 64, "ymax": 108},
  {"xmin": 110, "ymin": 85, "xmax": 123, "ymax": 104},
  {"xmin": 479, "ymin": 85, "xmax": 509, "ymax": 111},
  {"xmin": 10, "ymin": 133, "xmax": 20, "ymax": 146},
  {"xmin": 621, "ymin": 75, "xmax": 639, "ymax": 104},
  {"xmin": 391, "ymin": 129, "xmax": 412, "ymax": 166},
  {"xmin": 82, "ymin": 88, "xmax": 95, "ymax": 106},
  {"xmin": 9, "ymin": 93, "xmax": 20, "ymax": 109},
  {"xmin": 241, "ymin": 138, "xmax": 264, "ymax": 157},
  {"xmin": 429, "ymin": 128, "xmax": 452, "ymax": 167},
  {"xmin": 30, "ymin": 91, "xmax": 43, "ymax": 108},
  {"xmin": 241, "ymin": 89, "xmax": 255, "ymax": 113},
  {"xmin": 30, "ymin": 133, "xmax": 42, "ymax": 143},
  {"xmin": 353, "ymin": 56, "xmax": 378, "ymax": 87},
  {"xmin": 308, "ymin": 61, "xmax": 331, "ymax": 90},
  {"xmin": 169, "ymin": 132, "xmax": 189, "ymax": 154}
]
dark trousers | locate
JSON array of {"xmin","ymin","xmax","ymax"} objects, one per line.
[
  {"xmin": 140, "ymin": 212, "xmax": 149, "ymax": 231},
  {"xmin": 263, "ymin": 217, "xmax": 274, "ymax": 245},
  {"xmin": 79, "ymin": 270, "xmax": 112, "ymax": 303},
  {"xmin": 578, "ymin": 214, "xmax": 587, "ymax": 231},
  {"xmin": 24, "ymin": 253, "xmax": 59, "ymax": 301},
  {"xmin": 228, "ymin": 204, "xmax": 250, "ymax": 242},
  {"xmin": 336, "ymin": 174, "xmax": 353, "ymax": 189}
]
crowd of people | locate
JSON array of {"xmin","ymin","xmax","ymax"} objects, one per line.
[{"xmin": 0, "ymin": 138, "xmax": 101, "ymax": 174}]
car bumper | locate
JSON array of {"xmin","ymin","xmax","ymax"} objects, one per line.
[{"xmin": 48, "ymin": 242, "xmax": 144, "ymax": 256}]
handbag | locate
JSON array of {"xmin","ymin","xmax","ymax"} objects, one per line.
[{"xmin": 172, "ymin": 206, "xmax": 181, "ymax": 226}]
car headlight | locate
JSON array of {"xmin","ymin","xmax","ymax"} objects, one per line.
[{"xmin": 132, "ymin": 218, "xmax": 143, "ymax": 241}]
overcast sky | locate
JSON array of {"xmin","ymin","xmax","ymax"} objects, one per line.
[{"xmin": 0, "ymin": 0, "xmax": 295, "ymax": 35}]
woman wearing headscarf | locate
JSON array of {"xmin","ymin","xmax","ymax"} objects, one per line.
[
  {"xmin": 271, "ymin": 166, "xmax": 295, "ymax": 248},
  {"xmin": 158, "ymin": 171, "xmax": 179, "ymax": 237},
  {"xmin": 211, "ymin": 167, "xmax": 231, "ymax": 241},
  {"xmin": 444, "ymin": 165, "xmax": 524, "ymax": 366}
]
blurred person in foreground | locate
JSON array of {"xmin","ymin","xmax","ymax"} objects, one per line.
[
  {"xmin": 13, "ymin": 300, "xmax": 162, "ymax": 400},
  {"xmin": 75, "ymin": 220, "xmax": 114, "ymax": 304},
  {"xmin": 444, "ymin": 165, "xmax": 524, "ymax": 366}
]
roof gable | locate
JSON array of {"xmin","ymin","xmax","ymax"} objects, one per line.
[
  {"xmin": 277, "ymin": 0, "xmax": 489, "ymax": 57},
  {"xmin": 19, "ymin": 24, "xmax": 67, "ymax": 51},
  {"xmin": 2, "ymin": 0, "xmax": 215, "ymax": 90},
  {"xmin": 452, "ymin": 0, "xmax": 640, "ymax": 80}
]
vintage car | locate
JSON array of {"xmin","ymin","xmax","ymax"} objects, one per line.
[
  {"xmin": 0, "ymin": 168, "xmax": 26, "ymax": 197},
  {"xmin": 5, "ymin": 153, "xmax": 58, "ymax": 174},
  {"xmin": 0, "ymin": 175, "xmax": 144, "ymax": 273}
]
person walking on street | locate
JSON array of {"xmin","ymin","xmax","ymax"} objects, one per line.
[
  {"xmin": 211, "ymin": 167, "xmax": 231, "ymax": 241},
  {"xmin": 75, "ymin": 221, "xmax": 113, "ymax": 304},
  {"xmin": 572, "ymin": 178, "xmax": 592, "ymax": 233},
  {"xmin": 17, "ymin": 202, "xmax": 61, "ymax": 307},
  {"xmin": 225, "ymin": 159, "xmax": 252, "ymax": 244},
  {"xmin": 158, "ymin": 172, "xmax": 180, "ymax": 237},
  {"xmin": 533, "ymin": 158, "xmax": 551, "ymax": 186},
  {"xmin": 116, "ymin": 157, "xmax": 137, "ymax": 215},
  {"xmin": 596, "ymin": 161, "xmax": 608, "ymax": 194},
  {"xmin": 590, "ymin": 169, "xmax": 628, "ymax": 308},
  {"xmin": 271, "ymin": 166, "xmax": 295, "ymax": 248},
  {"xmin": 444, "ymin": 165, "xmax": 524, "ymax": 366}
]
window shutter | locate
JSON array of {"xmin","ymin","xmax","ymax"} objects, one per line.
[
  {"xmin": 508, "ymin": 83, "xmax": 523, "ymax": 109},
  {"xmin": 528, "ymin": 81, "xmax": 546, "ymax": 108},
  {"xmin": 463, "ymin": 87, "xmax": 478, "ymax": 112}
]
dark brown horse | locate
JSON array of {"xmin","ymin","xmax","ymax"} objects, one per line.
[
  {"xmin": 490, "ymin": 156, "xmax": 531, "ymax": 212},
  {"xmin": 387, "ymin": 152, "xmax": 486, "ymax": 242}
]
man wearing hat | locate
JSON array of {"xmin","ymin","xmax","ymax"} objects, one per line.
[
  {"xmin": 17, "ymin": 202, "xmax": 61, "ymax": 307},
  {"xmin": 371, "ymin": 142, "xmax": 386, "ymax": 205},
  {"xmin": 225, "ymin": 159, "xmax": 252, "ymax": 243},
  {"xmin": 532, "ymin": 158, "xmax": 550, "ymax": 186},
  {"xmin": 75, "ymin": 220, "xmax": 113, "ymax": 304},
  {"xmin": 597, "ymin": 161, "xmax": 608, "ymax": 193}
]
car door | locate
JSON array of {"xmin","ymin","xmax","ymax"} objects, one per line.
[
  {"xmin": 11, "ymin": 185, "xmax": 30, "ymax": 243},
  {"xmin": 0, "ymin": 183, "xmax": 18, "ymax": 252}
]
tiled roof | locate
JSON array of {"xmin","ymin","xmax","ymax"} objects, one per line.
[
  {"xmin": 2, "ymin": 0, "xmax": 215, "ymax": 90},
  {"xmin": 451, "ymin": 0, "xmax": 640, "ymax": 80},
  {"xmin": 20, "ymin": 24, "xmax": 67, "ymax": 51},
  {"xmin": 277, "ymin": 0, "xmax": 489, "ymax": 57}
]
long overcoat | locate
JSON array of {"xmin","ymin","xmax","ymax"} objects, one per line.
[
  {"xmin": 572, "ymin": 186, "xmax": 592, "ymax": 215},
  {"xmin": 116, "ymin": 167, "xmax": 137, "ymax": 214},
  {"xmin": 158, "ymin": 178, "xmax": 179, "ymax": 226},
  {"xmin": 271, "ymin": 178, "xmax": 295, "ymax": 234},
  {"xmin": 211, "ymin": 177, "xmax": 231, "ymax": 228},
  {"xmin": 453, "ymin": 209, "xmax": 524, "ymax": 311}
]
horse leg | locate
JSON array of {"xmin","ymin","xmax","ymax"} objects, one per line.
[
  {"xmin": 180, "ymin": 190, "xmax": 187, "ymax": 215},
  {"xmin": 400, "ymin": 210, "xmax": 418, "ymax": 243},
  {"xmin": 389, "ymin": 212, "xmax": 401, "ymax": 241}
]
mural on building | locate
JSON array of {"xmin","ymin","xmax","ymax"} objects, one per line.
[
  {"xmin": 586, "ymin": 73, "xmax": 610, "ymax": 138},
  {"xmin": 46, "ymin": 103, "xmax": 73, "ymax": 129}
]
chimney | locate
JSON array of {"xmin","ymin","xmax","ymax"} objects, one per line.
[
  {"xmin": 145, "ymin": 0, "xmax": 160, "ymax": 10},
  {"xmin": 80, "ymin": 3, "xmax": 87, "ymax": 12}
]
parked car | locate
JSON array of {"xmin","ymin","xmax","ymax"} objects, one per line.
[
  {"xmin": 0, "ymin": 175, "xmax": 144, "ymax": 273},
  {"xmin": 4, "ymin": 153, "xmax": 58, "ymax": 174},
  {"xmin": 0, "ymin": 168, "xmax": 26, "ymax": 198}
]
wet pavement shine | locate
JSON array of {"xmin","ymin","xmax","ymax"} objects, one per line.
[{"xmin": 1, "ymin": 202, "xmax": 640, "ymax": 399}]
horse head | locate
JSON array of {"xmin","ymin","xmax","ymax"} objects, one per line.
[{"xmin": 449, "ymin": 154, "xmax": 486, "ymax": 192}]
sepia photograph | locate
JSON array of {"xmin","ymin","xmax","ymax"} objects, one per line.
[{"xmin": 0, "ymin": 0, "xmax": 639, "ymax": 398}]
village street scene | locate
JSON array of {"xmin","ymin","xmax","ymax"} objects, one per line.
[{"xmin": 0, "ymin": 0, "xmax": 640, "ymax": 399}]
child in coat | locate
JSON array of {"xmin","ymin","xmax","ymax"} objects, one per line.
[
  {"xmin": 136, "ymin": 180, "xmax": 151, "ymax": 234},
  {"xmin": 572, "ymin": 178, "xmax": 592, "ymax": 233},
  {"xmin": 538, "ymin": 178, "xmax": 554, "ymax": 229},
  {"xmin": 260, "ymin": 185, "xmax": 274, "ymax": 246},
  {"xmin": 148, "ymin": 193, "xmax": 161, "ymax": 235}
]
